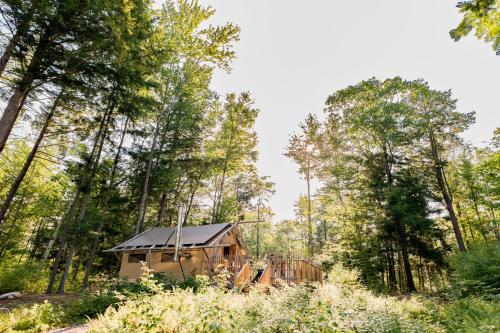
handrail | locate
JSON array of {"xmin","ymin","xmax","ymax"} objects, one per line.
[
  {"xmin": 234, "ymin": 261, "xmax": 251, "ymax": 288},
  {"xmin": 257, "ymin": 254, "xmax": 274, "ymax": 284},
  {"xmin": 201, "ymin": 253, "xmax": 323, "ymax": 287},
  {"xmin": 257, "ymin": 253, "xmax": 323, "ymax": 285}
]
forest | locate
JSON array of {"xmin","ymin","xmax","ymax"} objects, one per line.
[{"xmin": 0, "ymin": 0, "xmax": 498, "ymax": 332}]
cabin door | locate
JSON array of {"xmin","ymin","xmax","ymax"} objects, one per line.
[{"xmin": 223, "ymin": 245, "xmax": 236, "ymax": 258}]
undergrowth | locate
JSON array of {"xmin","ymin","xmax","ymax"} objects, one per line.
[{"xmin": 1, "ymin": 248, "xmax": 498, "ymax": 333}]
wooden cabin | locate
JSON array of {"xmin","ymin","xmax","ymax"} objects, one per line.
[{"xmin": 106, "ymin": 222, "xmax": 322, "ymax": 287}]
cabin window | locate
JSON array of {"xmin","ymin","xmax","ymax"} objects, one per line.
[
  {"xmin": 223, "ymin": 246, "xmax": 230, "ymax": 256},
  {"xmin": 161, "ymin": 253, "xmax": 174, "ymax": 262},
  {"xmin": 128, "ymin": 253, "xmax": 146, "ymax": 263}
]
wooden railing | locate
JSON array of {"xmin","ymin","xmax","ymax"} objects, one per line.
[
  {"xmin": 258, "ymin": 254, "xmax": 323, "ymax": 285},
  {"xmin": 234, "ymin": 261, "xmax": 251, "ymax": 288},
  {"xmin": 201, "ymin": 255, "xmax": 249, "ymax": 276},
  {"xmin": 201, "ymin": 253, "xmax": 323, "ymax": 288}
]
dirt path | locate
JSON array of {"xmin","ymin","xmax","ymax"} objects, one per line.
[
  {"xmin": 45, "ymin": 325, "xmax": 87, "ymax": 333},
  {"xmin": 0, "ymin": 293, "xmax": 80, "ymax": 310}
]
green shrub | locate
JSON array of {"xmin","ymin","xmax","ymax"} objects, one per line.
[
  {"xmin": 439, "ymin": 297, "xmax": 500, "ymax": 333},
  {"xmin": 60, "ymin": 271, "xmax": 212, "ymax": 325},
  {"xmin": 4, "ymin": 301, "xmax": 62, "ymax": 332},
  {"xmin": 62, "ymin": 292, "xmax": 120, "ymax": 324},
  {"xmin": 449, "ymin": 241, "xmax": 500, "ymax": 298},
  {"xmin": 86, "ymin": 282, "xmax": 436, "ymax": 332},
  {"xmin": 0, "ymin": 262, "xmax": 49, "ymax": 294}
]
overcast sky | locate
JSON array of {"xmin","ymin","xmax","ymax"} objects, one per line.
[{"xmin": 197, "ymin": 0, "xmax": 500, "ymax": 222}]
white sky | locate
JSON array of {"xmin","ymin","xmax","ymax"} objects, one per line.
[{"xmin": 197, "ymin": 0, "xmax": 500, "ymax": 222}]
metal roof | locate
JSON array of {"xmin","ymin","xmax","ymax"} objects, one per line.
[{"xmin": 107, "ymin": 223, "xmax": 233, "ymax": 252}]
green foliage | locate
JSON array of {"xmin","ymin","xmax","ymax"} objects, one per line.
[
  {"xmin": 0, "ymin": 272, "xmax": 214, "ymax": 332},
  {"xmin": 84, "ymin": 268, "xmax": 448, "ymax": 333},
  {"xmin": 282, "ymin": 77, "xmax": 499, "ymax": 294},
  {"xmin": 432, "ymin": 297, "xmax": 500, "ymax": 333},
  {"xmin": 449, "ymin": 241, "xmax": 500, "ymax": 297},
  {"xmin": 0, "ymin": 262, "xmax": 49, "ymax": 294},
  {"xmin": 450, "ymin": 0, "xmax": 500, "ymax": 54},
  {"xmin": 4, "ymin": 301, "xmax": 61, "ymax": 333},
  {"xmin": 2, "ymin": 264, "xmax": 498, "ymax": 332}
]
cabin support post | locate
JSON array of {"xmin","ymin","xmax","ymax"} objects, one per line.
[
  {"xmin": 148, "ymin": 249, "xmax": 151, "ymax": 270},
  {"xmin": 203, "ymin": 248, "xmax": 215, "ymax": 274},
  {"xmin": 178, "ymin": 258, "xmax": 186, "ymax": 281}
]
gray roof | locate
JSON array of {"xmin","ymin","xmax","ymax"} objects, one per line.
[{"xmin": 107, "ymin": 223, "xmax": 233, "ymax": 252}]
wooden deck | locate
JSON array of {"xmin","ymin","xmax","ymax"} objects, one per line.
[
  {"xmin": 258, "ymin": 254, "xmax": 323, "ymax": 285},
  {"xmin": 201, "ymin": 253, "xmax": 323, "ymax": 288}
]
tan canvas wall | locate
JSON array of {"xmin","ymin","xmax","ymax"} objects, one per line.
[
  {"xmin": 151, "ymin": 250, "xmax": 204, "ymax": 280},
  {"xmin": 119, "ymin": 252, "xmax": 147, "ymax": 281},
  {"xmin": 118, "ymin": 229, "xmax": 246, "ymax": 281},
  {"xmin": 119, "ymin": 250, "xmax": 205, "ymax": 281}
]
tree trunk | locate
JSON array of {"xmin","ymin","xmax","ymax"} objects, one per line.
[
  {"xmin": 426, "ymin": 262, "xmax": 434, "ymax": 292},
  {"xmin": 399, "ymin": 235, "xmax": 416, "ymax": 292},
  {"xmin": 382, "ymin": 145, "xmax": 393, "ymax": 184},
  {"xmin": 46, "ymin": 188, "xmax": 82, "ymax": 293},
  {"xmin": 57, "ymin": 108, "xmax": 112, "ymax": 294},
  {"xmin": 184, "ymin": 181, "xmax": 199, "ymax": 223},
  {"xmin": 0, "ymin": 27, "xmax": 52, "ymax": 153},
  {"xmin": 381, "ymin": 144, "xmax": 398, "ymax": 291},
  {"xmin": 381, "ymin": 155, "xmax": 411, "ymax": 293},
  {"xmin": 58, "ymin": 246, "xmax": 76, "ymax": 293},
  {"xmin": 387, "ymin": 242, "xmax": 397, "ymax": 291},
  {"xmin": 213, "ymin": 164, "xmax": 229, "ymax": 224},
  {"xmin": 28, "ymin": 218, "xmax": 48, "ymax": 260},
  {"xmin": 19, "ymin": 217, "xmax": 44, "ymax": 264},
  {"xmin": 46, "ymin": 102, "xmax": 112, "ymax": 293},
  {"xmin": 306, "ymin": 157, "xmax": 314, "ymax": 256},
  {"xmin": 71, "ymin": 252, "xmax": 83, "ymax": 282},
  {"xmin": 322, "ymin": 219, "xmax": 328, "ymax": 244},
  {"xmin": 467, "ymin": 183, "xmax": 489, "ymax": 241},
  {"xmin": 397, "ymin": 249, "xmax": 404, "ymax": 291},
  {"xmin": 0, "ymin": 92, "xmax": 62, "ymax": 227},
  {"xmin": 81, "ymin": 117, "xmax": 128, "ymax": 288},
  {"xmin": 157, "ymin": 191, "xmax": 167, "ymax": 226},
  {"xmin": 135, "ymin": 119, "xmax": 160, "ymax": 235},
  {"xmin": 429, "ymin": 131, "xmax": 466, "ymax": 251},
  {"xmin": 0, "ymin": 169, "xmax": 32, "ymax": 258},
  {"xmin": 212, "ymin": 120, "xmax": 239, "ymax": 224},
  {"xmin": 0, "ymin": 88, "xmax": 28, "ymax": 153},
  {"xmin": 0, "ymin": 3, "xmax": 35, "ymax": 77},
  {"xmin": 42, "ymin": 219, "xmax": 61, "ymax": 261},
  {"xmin": 0, "ymin": 31, "xmax": 18, "ymax": 76}
]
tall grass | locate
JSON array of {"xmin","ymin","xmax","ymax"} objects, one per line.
[
  {"xmin": 85, "ymin": 267, "xmax": 440, "ymax": 333},
  {"xmin": 1, "ymin": 258, "xmax": 499, "ymax": 333}
]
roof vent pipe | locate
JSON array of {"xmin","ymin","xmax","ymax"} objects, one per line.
[{"xmin": 173, "ymin": 204, "xmax": 184, "ymax": 262}]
